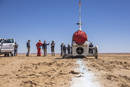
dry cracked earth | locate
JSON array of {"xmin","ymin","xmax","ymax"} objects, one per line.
[{"xmin": 0, "ymin": 54, "xmax": 130, "ymax": 87}]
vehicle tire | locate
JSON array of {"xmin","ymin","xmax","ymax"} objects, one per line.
[
  {"xmin": 11, "ymin": 53, "xmax": 14, "ymax": 56},
  {"xmin": 7, "ymin": 53, "xmax": 10, "ymax": 57},
  {"xmin": 4, "ymin": 53, "xmax": 9, "ymax": 57},
  {"xmin": 4, "ymin": 54, "xmax": 7, "ymax": 57}
]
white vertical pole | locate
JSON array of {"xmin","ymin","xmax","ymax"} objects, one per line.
[{"xmin": 79, "ymin": 0, "xmax": 82, "ymax": 30}]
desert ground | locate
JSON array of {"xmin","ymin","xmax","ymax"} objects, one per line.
[
  {"xmin": 83, "ymin": 54, "xmax": 130, "ymax": 87},
  {"xmin": 0, "ymin": 53, "xmax": 130, "ymax": 87}
]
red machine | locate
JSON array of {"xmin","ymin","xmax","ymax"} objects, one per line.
[
  {"xmin": 73, "ymin": 30, "xmax": 88, "ymax": 45},
  {"xmin": 62, "ymin": 0, "xmax": 98, "ymax": 59}
]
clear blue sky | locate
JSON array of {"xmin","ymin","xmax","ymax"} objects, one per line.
[{"xmin": 0, "ymin": 0, "xmax": 130, "ymax": 53}]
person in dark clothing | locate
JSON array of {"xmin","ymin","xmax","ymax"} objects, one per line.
[
  {"xmin": 14, "ymin": 42, "xmax": 18, "ymax": 56},
  {"xmin": 89, "ymin": 42, "xmax": 93, "ymax": 47},
  {"xmin": 60, "ymin": 43, "xmax": 64, "ymax": 56},
  {"xmin": 63, "ymin": 45, "xmax": 66, "ymax": 55},
  {"xmin": 42, "ymin": 40, "xmax": 49, "ymax": 56},
  {"xmin": 71, "ymin": 46, "xmax": 72, "ymax": 54},
  {"xmin": 26, "ymin": 40, "xmax": 30, "ymax": 56},
  {"xmin": 89, "ymin": 42, "xmax": 93, "ymax": 54},
  {"xmin": 51, "ymin": 41, "xmax": 55, "ymax": 56},
  {"xmin": 67, "ymin": 44, "xmax": 71, "ymax": 54}
]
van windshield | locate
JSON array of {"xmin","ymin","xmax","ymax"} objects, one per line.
[{"xmin": 2, "ymin": 39, "xmax": 14, "ymax": 43}]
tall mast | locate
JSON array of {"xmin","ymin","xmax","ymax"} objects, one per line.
[{"xmin": 78, "ymin": 0, "xmax": 82, "ymax": 30}]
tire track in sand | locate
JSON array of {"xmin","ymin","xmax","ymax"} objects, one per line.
[{"xmin": 71, "ymin": 59, "xmax": 101, "ymax": 87}]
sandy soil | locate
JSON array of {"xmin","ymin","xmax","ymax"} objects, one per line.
[
  {"xmin": 0, "ymin": 54, "xmax": 76, "ymax": 87},
  {"xmin": 0, "ymin": 54, "xmax": 130, "ymax": 87},
  {"xmin": 83, "ymin": 53, "xmax": 130, "ymax": 87}
]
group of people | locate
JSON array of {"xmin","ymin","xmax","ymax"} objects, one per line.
[
  {"xmin": 1, "ymin": 39, "xmax": 72, "ymax": 57},
  {"xmin": 61, "ymin": 43, "xmax": 72, "ymax": 56},
  {"xmin": 26, "ymin": 40, "xmax": 55, "ymax": 56},
  {"xmin": 26, "ymin": 40, "xmax": 72, "ymax": 57}
]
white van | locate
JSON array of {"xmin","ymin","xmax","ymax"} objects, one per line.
[{"xmin": 0, "ymin": 39, "xmax": 15, "ymax": 56}]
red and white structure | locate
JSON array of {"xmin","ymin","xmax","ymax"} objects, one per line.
[
  {"xmin": 72, "ymin": 29, "xmax": 98, "ymax": 58},
  {"xmin": 64, "ymin": 0, "xmax": 98, "ymax": 59}
]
